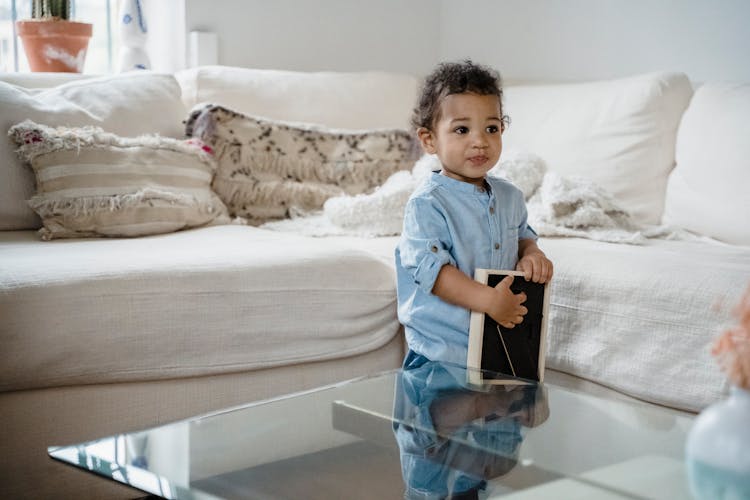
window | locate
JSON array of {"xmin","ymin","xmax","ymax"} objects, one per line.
[{"xmin": 0, "ymin": 0, "xmax": 118, "ymax": 73}]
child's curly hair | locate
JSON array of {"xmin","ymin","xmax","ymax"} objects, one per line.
[{"xmin": 412, "ymin": 60, "xmax": 510, "ymax": 131}]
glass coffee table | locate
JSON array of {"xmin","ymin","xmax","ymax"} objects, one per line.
[{"xmin": 49, "ymin": 361, "xmax": 694, "ymax": 499}]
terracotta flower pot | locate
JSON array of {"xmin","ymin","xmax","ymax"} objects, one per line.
[{"xmin": 16, "ymin": 19, "xmax": 93, "ymax": 73}]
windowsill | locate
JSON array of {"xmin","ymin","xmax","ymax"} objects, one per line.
[{"xmin": 0, "ymin": 71, "xmax": 96, "ymax": 88}]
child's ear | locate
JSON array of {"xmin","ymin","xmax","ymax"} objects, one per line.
[{"xmin": 417, "ymin": 127, "xmax": 437, "ymax": 154}]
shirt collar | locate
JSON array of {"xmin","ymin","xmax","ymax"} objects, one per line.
[{"xmin": 430, "ymin": 171, "xmax": 491, "ymax": 195}]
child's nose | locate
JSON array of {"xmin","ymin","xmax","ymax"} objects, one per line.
[{"xmin": 472, "ymin": 132, "xmax": 489, "ymax": 148}]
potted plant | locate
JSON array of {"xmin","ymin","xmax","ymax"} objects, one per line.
[{"xmin": 15, "ymin": 0, "xmax": 93, "ymax": 73}]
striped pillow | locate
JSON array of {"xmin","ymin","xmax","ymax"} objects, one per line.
[{"xmin": 8, "ymin": 120, "xmax": 229, "ymax": 240}]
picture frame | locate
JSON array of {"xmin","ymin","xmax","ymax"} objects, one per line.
[{"xmin": 467, "ymin": 269, "xmax": 550, "ymax": 385}]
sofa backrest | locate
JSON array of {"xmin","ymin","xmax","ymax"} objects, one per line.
[
  {"xmin": 3, "ymin": 67, "xmax": 747, "ymax": 246},
  {"xmin": 171, "ymin": 67, "xmax": 701, "ymax": 227},
  {"xmin": 502, "ymin": 72, "xmax": 694, "ymax": 225},
  {"xmin": 175, "ymin": 65, "xmax": 419, "ymax": 130},
  {"xmin": 663, "ymin": 83, "xmax": 750, "ymax": 246}
]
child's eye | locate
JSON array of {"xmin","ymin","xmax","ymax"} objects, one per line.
[
  {"xmin": 486, "ymin": 125, "xmax": 499, "ymax": 133},
  {"xmin": 454, "ymin": 126, "xmax": 469, "ymax": 134}
]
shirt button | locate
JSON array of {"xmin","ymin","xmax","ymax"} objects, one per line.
[
  {"xmin": 431, "ymin": 245, "xmax": 438, "ymax": 253},
  {"xmin": 477, "ymin": 187, "xmax": 485, "ymax": 193},
  {"xmin": 489, "ymin": 206, "xmax": 495, "ymax": 214},
  {"xmin": 494, "ymin": 243, "xmax": 500, "ymax": 250}
]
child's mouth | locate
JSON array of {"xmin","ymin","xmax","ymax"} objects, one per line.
[{"xmin": 468, "ymin": 155, "xmax": 488, "ymax": 166}]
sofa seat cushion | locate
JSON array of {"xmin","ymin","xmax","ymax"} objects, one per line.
[
  {"xmin": 0, "ymin": 226, "xmax": 400, "ymax": 392},
  {"xmin": 541, "ymin": 237, "xmax": 750, "ymax": 412}
]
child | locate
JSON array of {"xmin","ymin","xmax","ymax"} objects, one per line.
[{"xmin": 396, "ymin": 60, "xmax": 553, "ymax": 367}]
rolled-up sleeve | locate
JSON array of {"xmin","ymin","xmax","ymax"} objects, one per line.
[
  {"xmin": 399, "ymin": 197, "xmax": 455, "ymax": 294},
  {"xmin": 520, "ymin": 222, "xmax": 538, "ymax": 241}
]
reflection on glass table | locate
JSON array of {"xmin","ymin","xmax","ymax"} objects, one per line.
[
  {"xmin": 49, "ymin": 362, "xmax": 693, "ymax": 499},
  {"xmin": 393, "ymin": 358, "xmax": 549, "ymax": 499}
]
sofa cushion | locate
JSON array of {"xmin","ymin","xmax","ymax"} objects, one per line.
[
  {"xmin": 8, "ymin": 121, "xmax": 229, "ymax": 240},
  {"xmin": 0, "ymin": 226, "xmax": 401, "ymax": 392},
  {"xmin": 188, "ymin": 105, "xmax": 419, "ymax": 223},
  {"xmin": 662, "ymin": 83, "xmax": 750, "ymax": 245},
  {"xmin": 0, "ymin": 72, "xmax": 187, "ymax": 230},
  {"xmin": 502, "ymin": 72, "xmax": 693, "ymax": 225},
  {"xmin": 175, "ymin": 65, "xmax": 418, "ymax": 129},
  {"xmin": 541, "ymin": 237, "xmax": 750, "ymax": 412}
]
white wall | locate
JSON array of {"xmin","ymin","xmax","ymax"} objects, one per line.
[
  {"xmin": 185, "ymin": 0, "xmax": 440, "ymax": 76},
  {"xmin": 439, "ymin": 0, "xmax": 750, "ymax": 83},
  {"xmin": 144, "ymin": 1, "xmax": 186, "ymax": 73},
  {"xmin": 183, "ymin": 0, "xmax": 748, "ymax": 83}
]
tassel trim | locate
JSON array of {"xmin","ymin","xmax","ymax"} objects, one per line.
[
  {"xmin": 28, "ymin": 188, "xmax": 225, "ymax": 218},
  {"xmin": 9, "ymin": 120, "xmax": 215, "ymax": 167}
]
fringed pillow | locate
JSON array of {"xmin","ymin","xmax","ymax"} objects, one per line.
[
  {"xmin": 8, "ymin": 120, "xmax": 230, "ymax": 240},
  {"xmin": 186, "ymin": 104, "xmax": 420, "ymax": 224}
]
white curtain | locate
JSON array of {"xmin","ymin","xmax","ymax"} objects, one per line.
[{"xmin": 118, "ymin": 0, "xmax": 186, "ymax": 73}]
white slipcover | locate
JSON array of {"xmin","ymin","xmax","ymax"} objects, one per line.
[
  {"xmin": 541, "ymin": 237, "xmax": 750, "ymax": 412},
  {"xmin": 663, "ymin": 83, "xmax": 750, "ymax": 245},
  {"xmin": 0, "ymin": 226, "xmax": 401, "ymax": 392}
]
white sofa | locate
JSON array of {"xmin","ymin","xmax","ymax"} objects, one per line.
[{"xmin": 1, "ymin": 66, "xmax": 749, "ymax": 499}]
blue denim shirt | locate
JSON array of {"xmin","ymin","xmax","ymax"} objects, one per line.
[{"xmin": 396, "ymin": 172, "xmax": 538, "ymax": 366}]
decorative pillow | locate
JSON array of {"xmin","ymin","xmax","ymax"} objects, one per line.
[
  {"xmin": 8, "ymin": 120, "xmax": 229, "ymax": 240},
  {"xmin": 186, "ymin": 104, "xmax": 420, "ymax": 224},
  {"xmin": 502, "ymin": 72, "xmax": 693, "ymax": 225},
  {"xmin": 0, "ymin": 72, "xmax": 188, "ymax": 230},
  {"xmin": 662, "ymin": 83, "xmax": 750, "ymax": 245}
]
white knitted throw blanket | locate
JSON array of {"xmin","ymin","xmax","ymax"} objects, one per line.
[{"xmin": 261, "ymin": 151, "xmax": 694, "ymax": 244}]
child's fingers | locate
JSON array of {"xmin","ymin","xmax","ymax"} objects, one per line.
[
  {"xmin": 525, "ymin": 261, "xmax": 537, "ymax": 282},
  {"xmin": 500, "ymin": 307, "xmax": 526, "ymax": 329},
  {"xmin": 503, "ymin": 315, "xmax": 523, "ymax": 328},
  {"xmin": 496, "ymin": 275, "xmax": 514, "ymax": 290},
  {"xmin": 537, "ymin": 259, "xmax": 553, "ymax": 283},
  {"xmin": 519, "ymin": 256, "xmax": 557, "ymax": 283},
  {"xmin": 501, "ymin": 316, "xmax": 522, "ymax": 328},
  {"xmin": 522, "ymin": 262, "xmax": 533, "ymax": 281},
  {"xmin": 534, "ymin": 259, "xmax": 546, "ymax": 283}
]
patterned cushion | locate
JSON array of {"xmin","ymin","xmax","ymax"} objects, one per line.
[
  {"xmin": 8, "ymin": 120, "xmax": 229, "ymax": 240},
  {"xmin": 186, "ymin": 104, "xmax": 419, "ymax": 224}
]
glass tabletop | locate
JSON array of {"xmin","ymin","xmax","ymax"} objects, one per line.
[{"xmin": 49, "ymin": 361, "xmax": 694, "ymax": 499}]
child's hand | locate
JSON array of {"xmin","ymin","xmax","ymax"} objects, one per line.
[
  {"xmin": 516, "ymin": 251, "xmax": 554, "ymax": 283},
  {"xmin": 487, "ymin": 275, "xmax": 528, "ymax": 329}
]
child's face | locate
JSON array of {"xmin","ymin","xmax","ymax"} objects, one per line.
[{"xmin": 417, "ymin": 92, "xmax": 503, "ymax": 187}]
